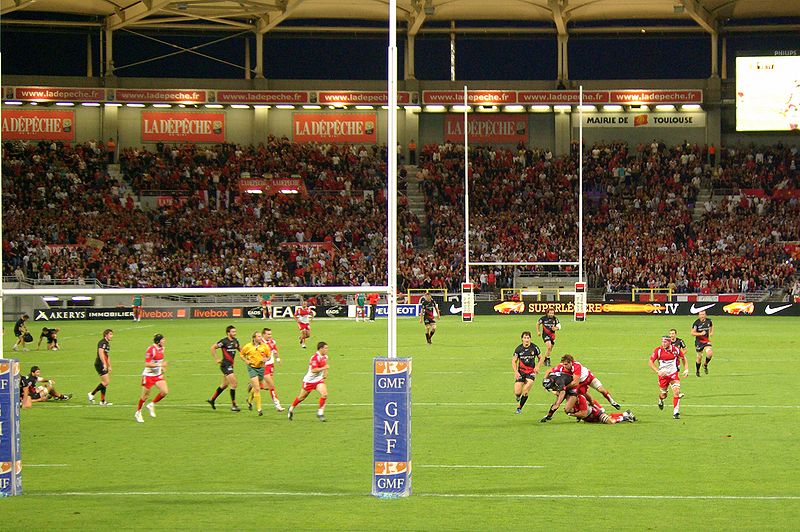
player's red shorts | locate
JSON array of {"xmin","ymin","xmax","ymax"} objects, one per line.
[
  {"xmin": 142, "ymin": 374, "xmax": 164, "ymax": 389},
  {"xmin": 298, "ymin": 323, "xmax": 310, "ymax": 331},
  {"xmin": 264, "ymin": 364, "xmax": 274, "ymax": 376},
  {"xmin": 261, "ymin": 300, "xmax": 271, "ymax": 307},
  {"xmin": 658, "ymin": 372, "xmax": 679, "ymax": 390},
  {"xmin": 302, "ymin": 380, "xmax": 323, "ymax": 392}
]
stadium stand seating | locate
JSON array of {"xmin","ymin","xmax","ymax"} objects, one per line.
[{"xmin": 2, "ymin": 139, "xmax": 797, "ymax": 296}]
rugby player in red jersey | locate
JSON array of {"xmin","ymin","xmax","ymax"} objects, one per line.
[
  {"xmin": 547, "ymin": 354, "xmax": 621, "ymax": 410},
  {"xmin": 295, "ymin": 300, "xmax": 315, "ymax": 348},
  {"xmin": 288, "ymin": 341, "xmax": 329, "ymax": 422},
  {"xmin": 260, "ymin": 327, "xmax": 285, "ymax": 411},
  {"xmin": 567, "ymin": 394, "xmax": 636, "ymax": 424},
  {"xmin": 135, "ymin": 334, "xmax": 169, "ymax": 423},
  {"xmin": 649, "ymin": 336, "xmax": 688, "ymax": 419}
]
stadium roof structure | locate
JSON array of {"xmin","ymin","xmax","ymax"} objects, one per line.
[{"xmin": 2, "ymin": 0, "xmax": 798, "ymax": 35}]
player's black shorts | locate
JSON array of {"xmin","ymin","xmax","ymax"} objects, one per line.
[
  {"xmin": 695, "ymin": 340, "xmax": 712, "ymax": 352},
  {"xmin": 94, "ymin": 360, "xmax": 108, "ymax": 376},
  {"xmin": 542, "ymin": 334, "xmax": 555, "ymax": 345},
  {"xmin": 423, "ymin": 317, "xmax": 436, "ymax": 326},
  {"xmin": 220, "ymin": 362, "xmax": 235, "ymax": 376},
  {"xmin": 516, "ymin": 372, "xmax": 536, "ymax": 383}
]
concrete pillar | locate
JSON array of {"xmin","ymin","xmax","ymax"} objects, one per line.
[
  {"xmin": 710, "ymin": 31, "xmax": 719, "ymax": 77},
  {"xmin": 255, "ymin": 32, "xmax": 265, "ymax": 79},
  {"xmin": 253, "ymin": 105, "xmax": 269, "ymax": 145},
  {"xmin": 104, "ymin": 29, "xmax": 114, "ymax": 77},
  {"xmin": 102, "ymin": 104, "xmax": 119, "ymax": 146},
  {"xmin": 553, "ymin": 111, "xmax": 571, "ymax": 157},
  {"xmin": 405, "ymin": 35, "xmax": 416, "ymax": 80},
  {"xmin": 87, "ymin": 33, "xmax": 93, "ymax": 78},
  {"xmin": 557, "ymin": 34, "xmax": 569, "ymax": 82},
  {"xmin": 245, "ymin": 37, "xmax": 251, "ymax": 80},
  {"xmin": 721, "ymin": 36, "xmax": 727, "ymax": 80}
]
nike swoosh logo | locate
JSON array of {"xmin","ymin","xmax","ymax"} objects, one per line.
[
  {"xmin": 765, "ymin": 304, "xmax": 792, "ymax": 315},
  {"xmin": 690, "ymin": 303, "xmax": 715, "ymax": 313},
  {"xmin": 450, "ymin": 304, "xmax": 463, "ymax": 314}
]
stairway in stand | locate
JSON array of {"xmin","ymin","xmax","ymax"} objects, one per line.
[
  {"xmin": 692, "ymin": 177, "xmax": 713, "ymax": 222},
  {"xmin": 403, "ymin": 165, "xmax": 433, "ymax": 249}
]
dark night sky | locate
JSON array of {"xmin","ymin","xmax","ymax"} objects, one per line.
[{"xmin": 1, "ymin": 25, "xmax": 798, "ymax": 80}]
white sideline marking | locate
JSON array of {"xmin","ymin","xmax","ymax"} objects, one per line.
[
  {"xmin": 27, "ymin": 491, "xmax": 800, "ymax": 501},
  {"xmin": 58, "ymin": 402, "xmax": 800, "ymax": 409},
  {"xmin": 419, "ymin": 465, "xmax": 544, "ymax": 469}
]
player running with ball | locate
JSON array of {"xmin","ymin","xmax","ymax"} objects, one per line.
[
  {"xmin": 648, "ymin": 335, "xmax": 688, "ymax": 419},
  {"xmin": 536, "ymin": 309, "xmax": 560, "ymax": 366},
  {"xmin": 288, "ymin": 342, "xmax": 330, "ymax": 422}
]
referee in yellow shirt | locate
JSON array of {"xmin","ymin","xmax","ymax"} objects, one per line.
[{"xmin": 240, "ymin": 331, "xmax": 267, "ymax": 416}]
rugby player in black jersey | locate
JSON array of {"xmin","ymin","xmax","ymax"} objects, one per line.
[
  {"xmin": 88, "ymin": 329, "xmax": 114, "ymax": 406},
  {"xmin": 691, "ymin": 310, "xmax": 714, "ymax": 376},
  {"xmin": 419, "ymin": 292, "xmax": 440, "ymax": 344},
  {"xmin": 538, "ymin": 371, "xmax": 574, "ymax": 422},
  {"xmin": 669, "ymin": 328, "xmax": 687, "ymax": 372},
  {"xmin": 512, "ymin": 331, "xmax": 542, "ymax": 414},
  {"xmin": 207, "ymin": 325, "xmax": 242, "ymax": 411},
  {"xmin": 536, "ymin": 309, "xmax": 560, "ymax": 366}
]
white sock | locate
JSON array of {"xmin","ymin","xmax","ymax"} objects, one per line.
[{"xmin": 317, "ymin": 408, "xmax": 324, "ymax": 415}]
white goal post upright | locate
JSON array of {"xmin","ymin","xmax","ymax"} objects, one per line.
[
  {"xmin": 576, "ymin": 85, "xmax": 586, "ymax": 322},
  {"xmin": 463, "ymin": 85, "xmax": 470, "ymax": 289},
  {"xmin": 386, "ymin": 0, "xmax": 399, "ymax": 360}
]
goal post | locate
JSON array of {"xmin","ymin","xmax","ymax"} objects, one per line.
[
  {"xmin": 631, "ymin": 287, "xmax": 673, "ymax": 302},
  {"xmin": 461, "ymin": 283, "xmax": 474, "ymax": 322},
  {"xmin": 574, "ymin": 282, "xmax": 587, "ymax": 321}
]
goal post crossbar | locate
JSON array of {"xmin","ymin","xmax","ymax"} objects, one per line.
[{"xmin": 2, "ymin": 286, "xmax": 391, "ymax": 297}]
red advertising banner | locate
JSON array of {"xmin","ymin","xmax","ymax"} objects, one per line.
[
  {"xmin": 423, "ymin": 90, "xmax": 516, "ymax": 105},
  {"xmin": 317, "ymin": 91, "xmax": 412, "ymax": 105},
  {"xmin": 238, "ymin": 178, "xmax": 306, "ymax": 195},
  {"xmin": 141, "ymin": 112, "xmax": 225, "ymax": 142},
  {"xmin": 216, "ymin": 90, "xmax": 309, "ymax": 104},
  {"xmin": 609, "ymin": 90, "xmax": 703, "ymax": 104},
  {"xmin": 238, "ymin": 178, "xmax": 269, "ymax": 193},
  {"xmin": 293, "ymin": 113, "xmax": 377, "ymax": 143},
  {"xmin": 112, "ymin": 89, "xmax": 208, "ymax": 103},
  {"xmin": 12, "ymin": 87, "xmax": 105, "ymax": 102},
  {"xmin": 1, "ymin": 110, "xmax": 75, "ymax": 140},
  {"xmin": 444, "ymin": 114, "xmax": 528, "ymax": 143},
  {"xmin": 518, "ymin": 90, "xmax": 609, "ymax": 104}
]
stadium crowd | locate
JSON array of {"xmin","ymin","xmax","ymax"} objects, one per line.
[{"xmin": 2, "ymin": 138, "xmax": 798, "ymax": 296}]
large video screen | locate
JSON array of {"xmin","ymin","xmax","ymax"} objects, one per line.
[{"xmin": 736, "ymin": 54, "xmax": 800, "ymax": 131}]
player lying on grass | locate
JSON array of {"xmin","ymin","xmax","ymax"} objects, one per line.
[
  {"xmin": 546, "ymin": 354, "xmax": 621, "ymax": 411},
  {"xmin": 539, "ymin": 373, "xmax": 635, "ymax": 424},
  {"xmin": 565, "ymin": 394, "xmax": 636, "ymax": 424},
  {"xmin": 20, "ymin": 365, "xmax": 71, "ymax": 407}
]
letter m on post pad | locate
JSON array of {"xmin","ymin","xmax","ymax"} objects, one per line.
[{"xmin": 372, "ymin": 358, "xmax": 412, "ymax": 498}]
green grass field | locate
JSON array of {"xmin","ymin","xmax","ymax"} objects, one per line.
[{"xmin": 3, "ymin": 315, "xmax": 799, "ymax": 530}]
